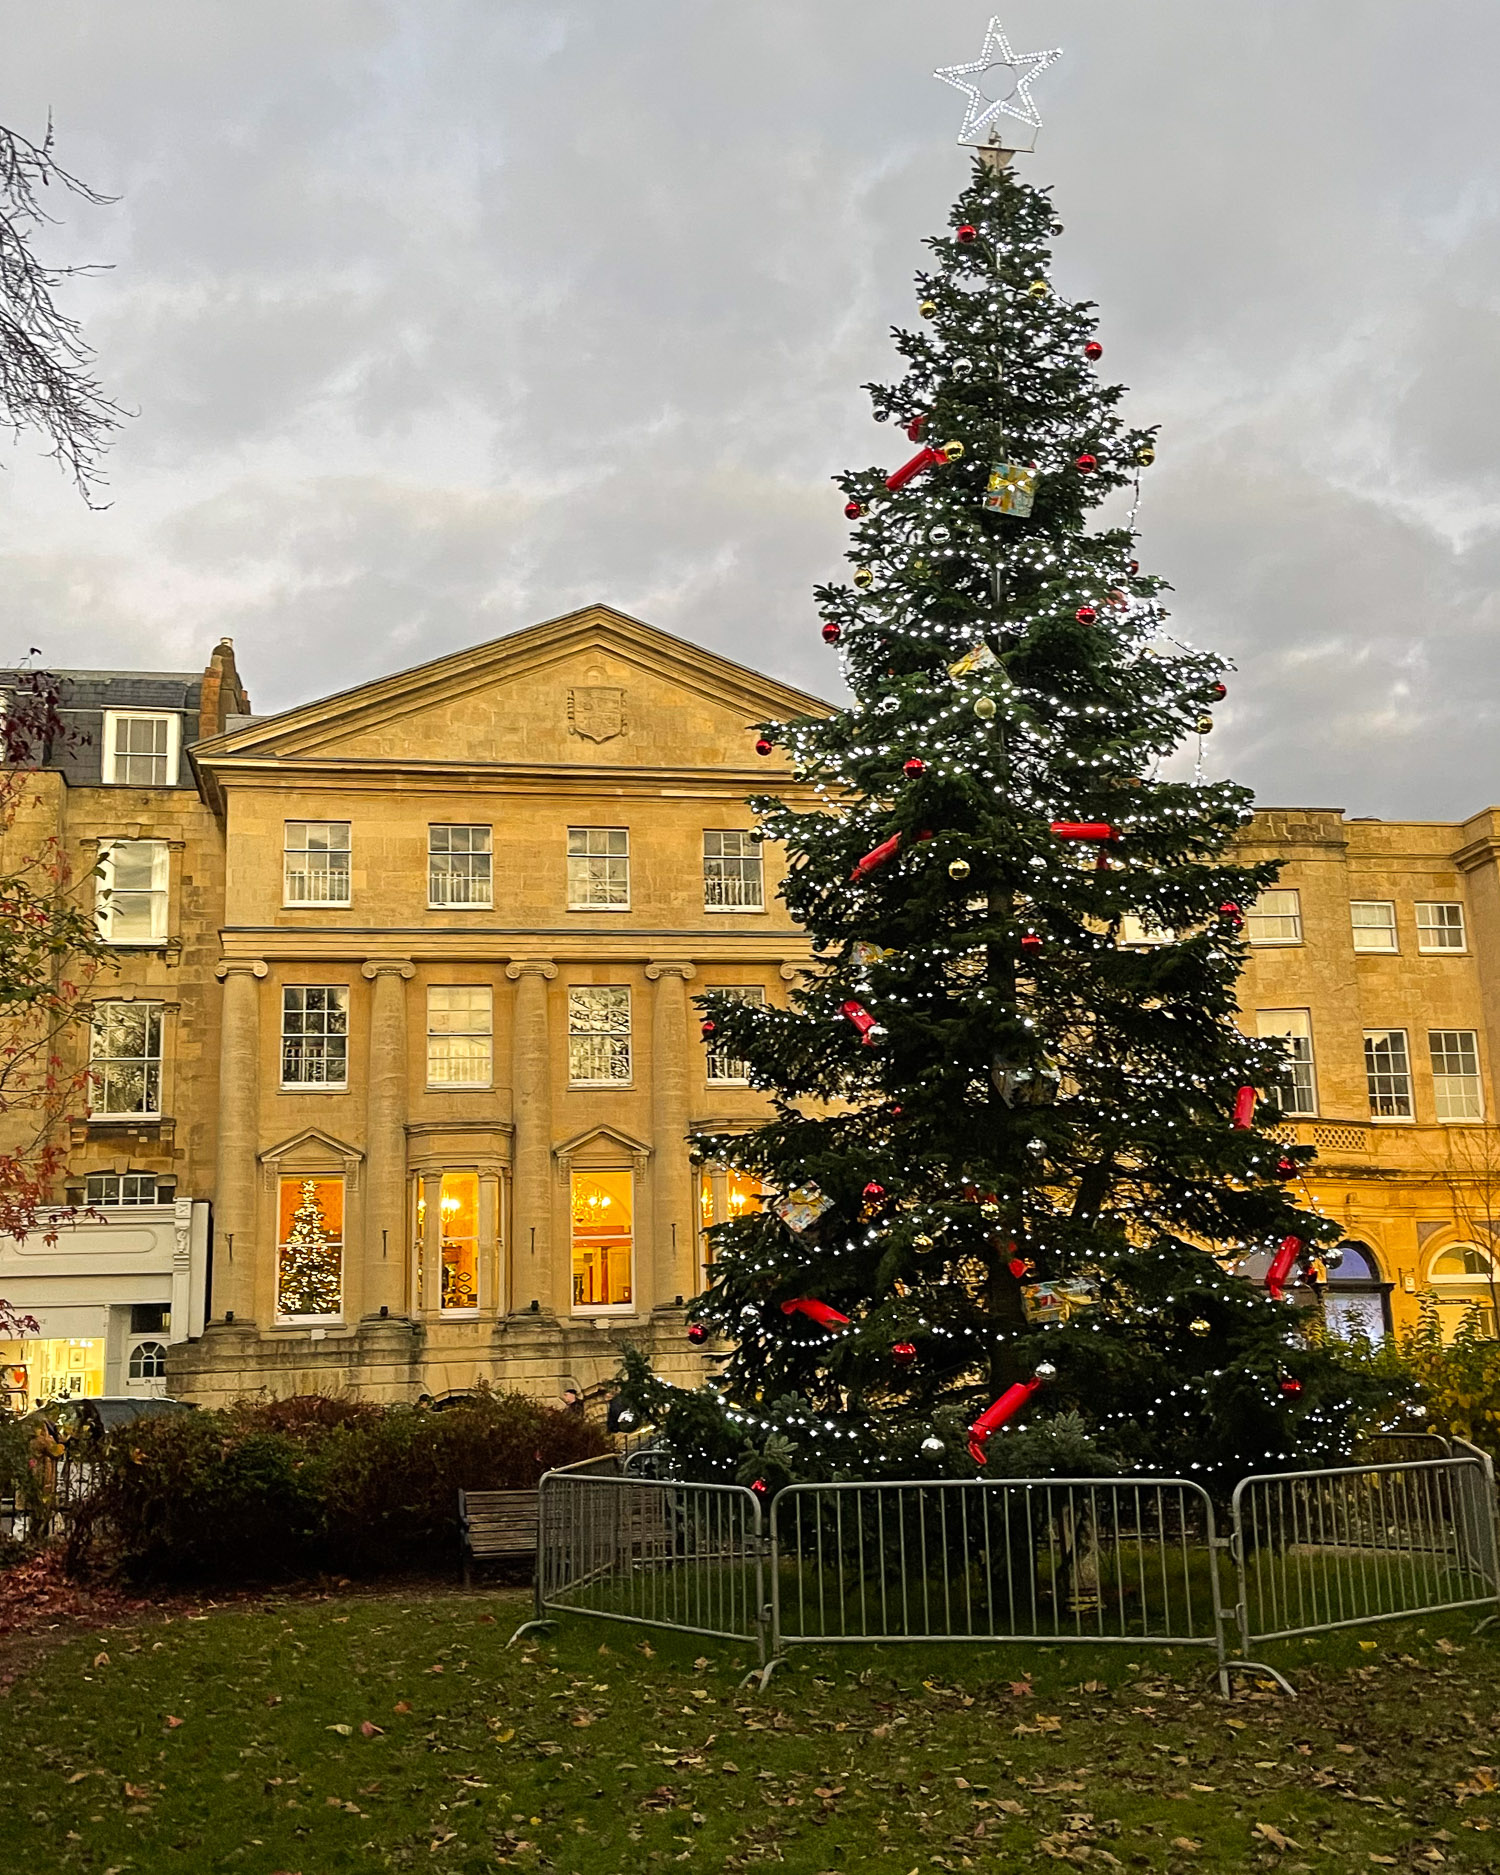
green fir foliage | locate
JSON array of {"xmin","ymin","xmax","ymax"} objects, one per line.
[{"xmin": 620, "ymin": 162, "xmax": 1400, "ymax": 1494}]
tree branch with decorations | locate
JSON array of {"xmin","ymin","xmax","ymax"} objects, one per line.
[{"xmin": 618, "ymin": 38, "xmax": 1400, "ymax": 1497}]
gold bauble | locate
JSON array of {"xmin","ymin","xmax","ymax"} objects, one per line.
[
  {"xmin": 1137, "ymin": 445, "xmax": 1156, "ymax": 466},
  {"xmin": 913, "ymin": 1232, "xmax": 933, "ymax": 1248},
  {"xmin": 1189, "ymin": 1317, "xmax": 1211, "ymax": 1337},
  {"xmin": 853, "ymin": 566, "xmax": 874, "ymax": 589},
  {"xmin": 1027, "ymin": 279, "xmax": 1050, "ymax": 300},
  {"xmin": 1195, "ymin": 713, "xmax": 1214, "ymax": 735},
  {"xmin": 940, "ymin": 440, "xmax": 965, "ymax": 462},
  {"xmin": 974, "ymin": 696, "xmax": 997, "ymax": 722},
  {"xmin": 948, "ymin": 858, "xmax": 971, "ymax": 881},
  {"xmin": 919, "ymin": 299, "xmax": 939, "ymax": 318}
]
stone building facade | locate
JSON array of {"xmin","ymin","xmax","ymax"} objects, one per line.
[{"xmin": 4, "ymin": 608, "xmax": 1500, "ymax": 1412}]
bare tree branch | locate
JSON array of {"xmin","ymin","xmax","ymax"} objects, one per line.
[{"xmin": 0, "ymin": 116, "xmax": 127, "ymax": 503}]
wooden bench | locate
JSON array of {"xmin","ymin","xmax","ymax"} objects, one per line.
[{"xmin": 458, "ymin": 1488, "xmax": 540, "ymax": 1585}]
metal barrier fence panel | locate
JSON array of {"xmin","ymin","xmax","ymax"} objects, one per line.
[
  {"xmin": 770, "ymin": 1478, "xmax": 1227, "ymax": 1660},
  {"xmin": 534, "ymin": 1463, "xmax": 765, "ymax": 1661},
  {"xmin": 1231, "ymin": 1457, "xmax": 1500, "ymax": 1648}
]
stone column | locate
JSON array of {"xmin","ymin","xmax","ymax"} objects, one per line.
[
  {"xmin": 506, "ymin": 961, "xmax": 557, "ymax": 1313},
  {"xmin": 361, "ymin": 960, "xmax": 415, "ymax": 1318},
  {"xmin": 646, "ymin": 961, "xmax": 697, "ymax": 1306},
  {"xmin": 213, "ymin": 959, "xmax": 267, "ymax": 1324}
]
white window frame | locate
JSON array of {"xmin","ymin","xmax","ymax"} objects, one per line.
[
  {"xmin": 1416, "ymin": 901, "xmax": 1466, "ymax": 954},
  {"xmin": 1119, "ymin": 914, "xmax": 1174, "ymax": 947},
  {"xmin": 84, "ymin": 1172, "xmax": 162, "ymax": 1206},
  {"xmin": 567, "ymin": 828, "xmax": 630, "ymax": 911},
  {"xmin": 426, "ymin": 986, "xmax": 494, "ymax": 1088},
  {"xmin": 1429, "ymin": 1029, "xmax": 1484, "ymax": 1122},
  {"xmin": 703, "ymin": 831, "xmax": 765, "ymax": 912},
  {"xmin": 428, "ymin": 825, "xmax": 493, "ymax": 909},
  {"xmin": 1350, "ymin": 900, "xmax": 1397, "ymax": 954},
  {"xmin": 88, "ymin": 1001, "xmax": 165, "ymax": 1118},
  {"xmin": 1364, "ymin": 1028, "xmax": 1414, "ymax": 1122},
  {"xmin": 103, "ymin": 711, "xmax": 180, "ymax": 787},
  {"xmin": 1428, "ymin": 1241, "xmax": 1497, "ymax": 1284},
  {"xmin": 127, "ymin": 1340, "xmax": 169, "ymax": 1381},
  {"xmin": 280, "ymin": 985, "xmax": 350, "ymax": 1090},
  {"xmin": 567, "ymin": 987, "xmax": 632, "ymax": 1085},
  {"xmin": 1246, "ymin": 888, "xmax": 1302, "ymax": 946},
  {"xmin": 704, "ymin": 986, "xmax": 766, "ymax": 1083},
  {"xmin": 283, "ymin": 822, "xmax": 352, "ymax": 908},
  {"xmin": 96, "ymin": 840, "xmax": 170, "ymax": 946},
  {"xmin": 1255, "ymin": 1009, "xmax": 1318, "ymax": 1118}
]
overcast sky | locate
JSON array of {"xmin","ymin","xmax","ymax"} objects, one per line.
[{"xmin": 1, "ymin": 1, "xmax": 1497, "ymax": 818}]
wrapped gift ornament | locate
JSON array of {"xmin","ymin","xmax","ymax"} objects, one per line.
[
  {"xmin": 772, "ymin": 1184, "xmax": 833, "ymax": 1233},
  {"xmin": 947, "ymin": 641, "xmax": 1000, "ymax": 681},
  {"xmin": 984, "ymin": 459, "xmax": 1039, "ymax": 516}
]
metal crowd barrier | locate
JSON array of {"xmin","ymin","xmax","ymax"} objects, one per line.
[
  {"xmin": 516, "ymin": 1457, "xmax": 766, "ymax": 1664},
  {"xmin": 517, "ymin": 1452, "xmax": 1500, "ymax": 1695},
  {"xmin": 1231, "ymin": 1453, "xmax": 1500, "ymax": 1668}
]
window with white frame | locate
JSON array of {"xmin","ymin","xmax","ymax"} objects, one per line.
[
  {"xmin": 1246, "ymin": 888, "xmax": 1302, "ymax": 946},
  {"xmin": 567, "ymin": 828, "xmax": 629, "ymax": 909},
  {"xmin": 85, "ymin": 1172, "xmax": 165, "ymax": 1205},
  {"xmin": 1430, "ymin": 1029, "xmax": 1483, "ymax": 1121},
  {"xmin": 103, "ymin": 712, "xmax": 179, "ymax": 787},
  {"xmin": 89, "ymin": 1003, "xmax": 164, "ymax": 1116},
  {"xmin": 281, "ymin": 986, "xmax": 349, "ymax": 1089},
  {"xmin": 1364, "ymin": 1028, "xmax": 1413, "ymax": 1120},
  {"xmin": 428, "ymin": 825, "xmax": 492, "ymax": 908},
  {"xmin": 96, "ymin": 841, "xmax": 169, "ymax": 945},
  {"xmin": 1350, "ymin": 900, "xmax": 1397, "ymax": 953},
  {"xmin": 705, "ymin": 986, "xmax": 766, "ymax": 1082},
  {"xmin": 703, "ymin": 832, "xmax": 764, "ymax": 911},
  {"xmin": 567, "ymin": 987, "xmax": 632, "ymax": 1084},
  {"xmin": 1416, "ymin": 901, "xmax": 1466, "ymax": 953},
  {"xmin": 127, "ymin": 1340, "xmax": 168, "ymax": 1381},
  {"xmin": 1255, "ymin": 1009, "xmax": 1318, "ymax": 1117},
  {"xmin": 426, "ymin": 986, "xmax": 493, "ymax": 1087},
  {"xmin": 1119, "ymin": 914, "xmax": 1174, "ymax": 947},
  {"xmin": 283, "ymin": 822, "xmax": 351, "ymax": 907}
]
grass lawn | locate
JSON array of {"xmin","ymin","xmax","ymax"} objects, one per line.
[{"xmin": 1, "ymin": 1581, "xmax": 1498, "ymax": 1873}]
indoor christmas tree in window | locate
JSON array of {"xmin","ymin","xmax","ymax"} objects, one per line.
[
  {"xmin": 278, "ymin": 1180, "xmax": 341, "ymax": 1317},
  {"xmin": 621, "ymin": 27, "xmax": 1392, "ymax": 1494}
]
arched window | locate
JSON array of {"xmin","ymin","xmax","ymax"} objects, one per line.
[
  {"xmin": 127, "ymin": 1340, "xmax": 167, "ymax": 1381},
  {"xmin": 1425, "ymin": 1242, "xmax": 1496, "ymax": 1341},
  {"xmin": 1428, "ymin": 1242, "xmax": 1494, "ymax": 1281},
  {"xmin": 1324, "ymin": 1241, "xmax": 1391, "ymax": 1341}
]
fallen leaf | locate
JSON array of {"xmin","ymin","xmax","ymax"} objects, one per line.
[
  {"xmin": 92, "ymin": 1652, "xmax": 109, "ymax": 1668},
  {"xmin": 165, "ymin": 1716, "xmax": 183, "ymax": 1729},
  {"xmin": 1368, "ymin": 1858, "xmax": 1397, "ymax": 1867},
  {"xmin": 1010, "ymin": 1679, "xmax": 1035, "ymax": 1698},
  {"xmin": 327, "ymin": 1723, "xmax": 353, "ymax": 1736},
  {"xmin": 426, "ymin": 1664, "xmax": 443, "ymax": 1675},
  {"xmin": 1251, "ymin": 1821, "xmax": 1299, "ymax": 1851},
  {"xmin": 360, "ymin": 1722, "xmax": 384, "ymax": 1738},
  {"xmin": 122, "ymin": 1783, "xmax": 151, "ymax": 1801},
  {"xmin": 393, "ymin": 1701, "xmax": 411, "ymax": 1714},
  {"xmin": 1171, "ymin": 1839, "xmax": 1202, "ymax": 1854},
  {"xmin": 66, "ymin": 1771, "xmax": 90, "ymax": 1784}
]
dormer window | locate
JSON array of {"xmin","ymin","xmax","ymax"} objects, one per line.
[{"xmin": 104, "ymin": 711, "xmax": 180, "ymax": 786}]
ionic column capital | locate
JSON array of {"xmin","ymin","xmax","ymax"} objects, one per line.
[
  {"xmin": 361, "ymin": 959, "xmax": 416, "ymax": 981},
  {"xmin": 216, "ymin": 959, "xmax": 268, "ymax": 981},
  {"xmin": 506, "ymin": 959, "xmax": 558, "ymax": 981},
  {"xmin": 645, "ymin": 960, "xmax": 696, "ymax": 982}
]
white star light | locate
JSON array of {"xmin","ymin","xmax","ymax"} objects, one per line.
[{"xmin": 934, "ymin": 18, "xmax": 1063, "ymax": 145}]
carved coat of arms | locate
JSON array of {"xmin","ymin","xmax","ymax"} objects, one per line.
[{"xmin": 568, "ymin": 686, "xmax": 626, "ymax": 742}]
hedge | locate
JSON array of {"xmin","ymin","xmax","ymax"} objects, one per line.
[{"xmin": 70, "ymin": 1387, "xmax": 610, "ymax": 1581}]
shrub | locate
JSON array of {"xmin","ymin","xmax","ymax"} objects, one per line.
[
  {"xmin": 79, "ymin": 1386, "xmax": 609, "ymax": 1581},
  {"xmin": 1394, "ymin": 1300, "xmax": 1500, "ymax": 1453}
]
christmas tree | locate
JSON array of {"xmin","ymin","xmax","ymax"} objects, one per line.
[
  {"xmin": 621, "ymin": 112, "xmax": 1394, "ymax": 1497},
  {"xmin": 277, "ymin": 1180, "xmax": 341, "ymax": 1317}
]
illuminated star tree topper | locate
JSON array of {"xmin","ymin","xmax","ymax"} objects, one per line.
[{"xmin": 934, "ymin": 17, "xmax": 1063, "ymax": 158}]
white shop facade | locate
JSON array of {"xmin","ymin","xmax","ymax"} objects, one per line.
[{"xmin": 0, "ymin": 1200, "xmax": 209, "ymax": 1411}]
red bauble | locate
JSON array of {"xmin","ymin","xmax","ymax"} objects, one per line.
[
  {"xmin": 1219, "ymin": 901, "xmax": 1243, "ymax": 926},
  {"xmin": 1076, "ymin": 453, "xmax": 1098, "ymax": 474},
  {"xmin": 687, "ymin": 1322, "xmax": 708, "ymax": 1346},
  {"xmin": 955, "ymin": 223, "xmax": 978, "ymax": 244},
  {"xmin": 1275, "ymin": 1155, "xmax": 1298, "ymax": 1182},
  {"xmin": 906, "ymin": 414, "xmax": 927, "ymax": 441},
  {"xmin": 700, "ymin": 1019, "xmax": 715, "ymax": 1037},
  {"xmin": 863, "ymin": 1180, "xmax": 886, "ymax": 1202},
  {"xmin": 903, "ymin": 757, "xmax": 925, "ymax": 778},
  {"xmin": 844, "ymin": 500, "xmax": 863, "ymax": 519},
  {"xmin": 1280, "ymin": 1377, "xmax": 1304, "ymax": 1398},
  {"xmin": 1107, "ymin": 588, "xmax": 1129, "ymax": 609},
  {"xmin": 1212, "ymin": 681, "xmax": 1227, "ymax": 700},
  {"xmin": 1008, "ymin": 1257, "xmax": 1029, "ymax": 1280},
  {"xmin": 1020, "ymin": 932, "xmax": 1042, "ymax": 954},
  {"xmin": 1076, "ymin": 604, "xmax": 1098, "ymax": 625},
  {"xmin": 1128, "ymin": 559, "xmax": 1140, "ymax": 574},
  {"xmin": 891, "ymin": 1340, "xmax": 918, "ymax": 1367},
  {"xmin": 755, "ymin": 737, "xmax": 773, "ymax": 756},
  {"xmin": 821, "ymin": 620, "xmax": 841, "ymax": 644},
  {"xmin": 750, "ymin": 1477, "xmax": 769, "ymax": 1497},
  {"xmin": 889, "ymin": 1105, "xmax": 902, "ymax": 1118},
  {"xmin": 1084, "ymin": 340, "xmax": 1103, "ymax": 360}
]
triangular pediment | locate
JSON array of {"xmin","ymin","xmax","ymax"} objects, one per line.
[
  {"xmin": 259, "ymin": 1128, "xmax": 365, "ymax": 1187},
  {"xmin": 553, "ymin": 1124, "xmax": 653, "ymax": 1176},
  {"xmin": 192, "ymin": 604, "xmax": 830, "ymax": 786}
]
